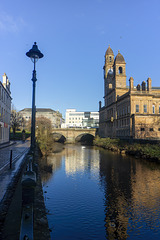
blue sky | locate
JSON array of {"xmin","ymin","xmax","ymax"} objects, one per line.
[{"xmin": 0, "ymin": 0, "xmax": 160, "ymax": 117}]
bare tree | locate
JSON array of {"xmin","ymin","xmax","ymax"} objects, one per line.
[{"xmin": 10, "ymin": 106, "xmax": 23, "ymax": 138}]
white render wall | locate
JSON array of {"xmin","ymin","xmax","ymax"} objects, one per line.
[
  {"xmin": 65, "ymin": 109, "xmax": 84, "ymax": 128},
  {"xmin": 65, "ymin": 109, "xmax": 99, "ymax": 128},
  {"xmin": 0, "ymin": 74, "xmax": 11, "ymax": 144}
]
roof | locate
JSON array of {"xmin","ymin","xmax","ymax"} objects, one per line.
[
  {"xmin": 114, "ymin": 51, "xmax": 125, "ymax": 63},
  {"xmin": 20, "ymin": 108, "xmax": 56, "ymax": 113},
  {"xmin": 105, "ymin": 45, "xmax": 114, "ymax": 56}
]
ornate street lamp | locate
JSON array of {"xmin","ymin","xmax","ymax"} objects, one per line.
[{"xmin": 26, "ymin": 42, "xmax": 44, "ymax": 150}]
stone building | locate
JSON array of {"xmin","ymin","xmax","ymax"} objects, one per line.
[
  {"xmin": 99, "ymin": 45, "xmax": 160, "ymax": 140},
  {"xmin": 19, "ymin": 108, "xmax": 63, "ymax": 129},
  {"xmin": 0, "ymin": 73, "xmax": 11, "ymax": 144}
]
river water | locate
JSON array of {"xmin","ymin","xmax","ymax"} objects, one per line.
[{"xmin": 41, "ymin": 144, "xmax": 160, "ymax": 240}]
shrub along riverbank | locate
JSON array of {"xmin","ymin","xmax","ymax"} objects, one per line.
[{"xmin": 93, "ymin": 136, "xmax": 160, "ymax": 162}]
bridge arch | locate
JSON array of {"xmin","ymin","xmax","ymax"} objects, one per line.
[
  {"xmin": 52, "ymin": 132, "xmax": 66, "ymax": 143},
  {"xmin": 75, "ymin": 133, "xmax": 95, "ymax": 144},
  {"xmin": 52, "ymin": 128, "xmax": 97, "ymax": 143}
]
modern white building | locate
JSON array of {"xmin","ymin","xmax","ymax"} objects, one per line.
[
  {"xmin": 64, "ymin": 109, "xmax": 99, "ymax": 128},
  {"xmin": 0, "ymin": 73, "xmax": 11, "ymax": 144}
]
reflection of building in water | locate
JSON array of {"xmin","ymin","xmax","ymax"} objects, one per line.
[
  {"xmin": 131, "ymin": 162, "xmax": 160, "ymax": 228},
  {"xmin": 99, "ymin": 150, "xmax": 160, "ymax": 239},
  {"xmin": 64, "ymin": 146, "xmax": 100, "ymax": 175},
  {"xmin": 99, "ymin": 151, "xmax": 134, "ymax": 240},
  {"xmin": 40, "ymin": 153, "xmax": 63, "ymax": 183}
]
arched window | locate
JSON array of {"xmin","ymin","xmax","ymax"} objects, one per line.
[
  {"xmin": 118, "ymin": 67, "xmax": 123, "ymax": 74},
  {"xmin": 152, "ymin": 105, "xmax": 155, "ymax": 114},
  {"xmin": 109, "ymin": 56, "xmax": 112, "ymax": 62}
]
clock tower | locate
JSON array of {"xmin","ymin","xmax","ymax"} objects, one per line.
[{"xmin": 104, "ymin": 45, "xmax": 115, "ymax": 99}]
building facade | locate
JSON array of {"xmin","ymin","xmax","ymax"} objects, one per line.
[
  {"xmin": 19, "ymin": 108, "xmax": 63, "ymax": 129},
  {"xmin": 0, "ymin": 73, "xmax": 11, "ymax": 144},
  {"xmin": 64, "ymin": 109, "xmax": 99, "ymax": 128},
  {"xmin": 99, "ymin": 46, "xmax": 160, "ymax": 140}
]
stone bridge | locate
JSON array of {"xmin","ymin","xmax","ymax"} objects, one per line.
[{"xmin": 52, "ymin": 128, "xmax": 97, "ymax": 143}]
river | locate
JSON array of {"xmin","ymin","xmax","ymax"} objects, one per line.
[{"xmin": 40, "ymin": 144, "xmax": 160, "ymax": 240}]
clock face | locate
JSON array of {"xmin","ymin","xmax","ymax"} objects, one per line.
[{"xmin": 108, "ymin": 68, "xmax": 113, "ymax": 75}]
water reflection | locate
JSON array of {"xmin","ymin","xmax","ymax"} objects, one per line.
[
  {"xmin": 40, "ymin": 143, "xmax": 65, "ymax": 183},
  {"xmin": 99, "ymin": 149, "xmax": 160, "ymax": 239},
  {"xmin": 42, "ymin": 145, "xmax": 160, "ymax": 239},
  {"xmin": 99, "ymin": 150, "xmax": 133, "ymax": 239},
  {"xmin": 64, "ymin": 145, "xmax": 100, "ymax": 176}
]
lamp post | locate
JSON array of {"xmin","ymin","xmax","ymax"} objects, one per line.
[{"xmin": 26, "ymin": 42, "xmax": 44, "ymax": 150}]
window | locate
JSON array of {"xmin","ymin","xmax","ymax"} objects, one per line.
[
  {"xmin": 119, "ymin": 67, "xmax": 122, "ymax": 74},
  {"xmin": 141, "ymin": 128, "xmax": 145, "ymax": 131},
  {"xmin": 152, "ymin": 105, "xmax": 155, "ymax": 114},
  {"xmin": 136, "ymin": 105, "xmax": 139, "ymax": 113},
  {"xmin": 109, "ymin": 83, "xmax": 112, "ymax": 89},
  {"xmin": 150, "ymin": 128, "xmax": 154, "ymax": 131},
  {"xmin": 144, "ymin": 105, "xmax": 147, "ymax": 113},
  {"xmin": 109, "ymin": 56, "xmax": 112, "ymax": 62},
  {"xmin": 159, "ymin": 105, "xmax": 160, "ymax": 114},
  {"xmin": 158, "ymin": 128, "xmax": 160, "ymax": 131}
]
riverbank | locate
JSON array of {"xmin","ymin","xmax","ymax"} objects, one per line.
[
  {"xmin": 1, "ymin": 146, "xmax": 51, "ymax": 239},
  {"xmin": 93, "ymin": 136, "xmax": 160, "ymax": 162},
  {"xmin": 33, "ymin": 146, "xmax": 51, "ymax": 240}
]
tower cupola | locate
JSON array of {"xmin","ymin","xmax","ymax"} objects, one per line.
[
  {"xmin": 114, "ymin": 50, "xmax": 126, "ymax": 88},
  {"xmin": 105, "ymin": 45, "xmax": 114, "ymax": 56},
  {"xmin": 114, "ymin": 50, "xmax": 125, "ymax": 64}
]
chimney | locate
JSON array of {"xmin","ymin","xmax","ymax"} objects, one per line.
[
  {"xmin": 141, "ymin": 81, "xmax": 146, "ymax": 91},
  {"xmin": 137, "ymin": 84, "xmax": 140, "ymax": 91},
  {"xmin": 99, "ymin": 101, "xmax": 102, "ymax": 111},
  {"xmin": 147, "ymin": 78, "xmax": 152, "ymax": 92},
  {"xmin": 129, "ymin": 77, "xmax": 134, "ymax": 91},
  {"xmin": 2, "ymin": 73, "xmax": 10, "ymax": 92}
]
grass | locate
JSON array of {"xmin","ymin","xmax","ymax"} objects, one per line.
[{"xmin": 10, "ymin": 130, "xmax": 31, "ymax": 140}]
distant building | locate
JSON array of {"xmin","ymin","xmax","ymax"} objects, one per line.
[
  {"xmin": 99, "ymin": 45, "xmax": 160, "ymax": 140},
  {"xmin": 64, "ymin": 109, "xmax": 99, "ymax": 128},
  {"xmin": 19, "ymin": 108, "xmax": 63, "ymax": 129},
  {"xmin": 0, "ymin": 73, "xmax": 11, "ymax": 144}
]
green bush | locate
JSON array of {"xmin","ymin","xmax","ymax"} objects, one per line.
[{"xmin": 94, "ymin": 136, "xmax": 160, "ymax": 161}]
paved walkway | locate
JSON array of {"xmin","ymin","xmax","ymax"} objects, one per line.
[{"xmin": 0, "ymin": 140, "xmax": 30, "ymax": 202}]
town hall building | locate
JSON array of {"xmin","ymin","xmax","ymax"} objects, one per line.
[{"xmin": 99, "ymin": 45, "xmax": 160, "ymax": 140}]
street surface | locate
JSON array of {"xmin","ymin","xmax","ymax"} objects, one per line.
[{"xmin": 0, "ymin": 140, "xmax": 30, "ymax": 202}]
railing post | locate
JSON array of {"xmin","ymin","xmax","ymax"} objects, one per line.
[{"xmin": 10, "ymin": 150, "xmax": 12, "ymax": 169}]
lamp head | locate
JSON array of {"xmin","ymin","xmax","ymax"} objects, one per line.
[{"xmin": 26, "ymin": 42, "xmax": 43, "ymax": 62}]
